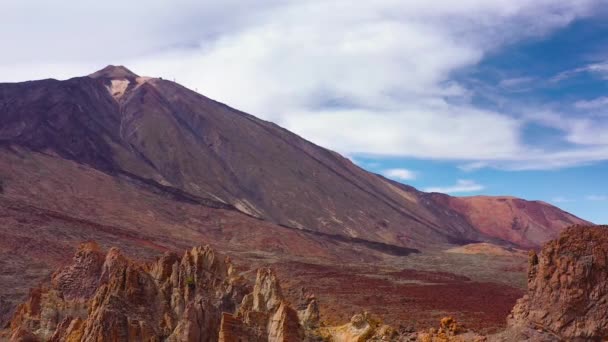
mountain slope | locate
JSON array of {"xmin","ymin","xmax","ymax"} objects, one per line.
[
  {"xmin": 0, "ymin": 66, "xmax": 476, "ymax": 247},
  {"xmin": 0, "ymin": 145, "xmax": 422, "ymax": 326},
  {"xmin": 0, "ymin": 65, "xmax": 587, "ymax": 249},
  {"xmin": 426, "ymin": 194, "xmax": 587, "ymax": 248}
]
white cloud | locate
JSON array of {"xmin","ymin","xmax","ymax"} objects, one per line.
[
  {"xmin": 424, "ymin": 179, "xmax": 484, "ymax": 194},
  {"xmin": 0, "ymin": 0, "xmax": 606, "ymax": 170},
  {"xmin": 524, "ymin": 110, "xmax": 608, "ymax": 147},
  {"xmin": 0, "ymin": 1, "xmax": 277, "ymax": 66},
  {"xmin": 281, "ymin": 107, "xmax": 522, "ymax": 160},
  {"xmin": 587, "ymin": 195, "xmax": 608, "ymax": 201},
  {"xmin": 470, "ymin": 144, "xmax": 608, "ymax": 170},
  {"xmin": 448, "ymin": 109, "xmax": 608, "ymax": 170},
  {"xmin": 586, "ymin": 61, "xmax": 608, "ymax": 78},
  {"xmin": 383, "ymin": 168, "xmax": 417, "ymax": 181}
]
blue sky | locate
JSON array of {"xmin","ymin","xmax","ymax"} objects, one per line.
[
  {"xmin": 361, "ymin": 12, "xmax": 608, "ymax": 223},
  {"xmin": 358, "ymin": 157, "xmax": 607, "ymax": 224},
  {"xmin": 1, "ymin": 1, "xmax": 607, "ymax": 223}
]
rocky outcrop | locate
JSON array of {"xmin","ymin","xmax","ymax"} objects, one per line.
[
  {"xmin": 5, "ymin": 243, "xmax": 250, "ymax": 341},
  {"xmin": 417, "ymin": 317, "xmax": 485, "ymax": 342},
  {"xmin": 6, "ymin": 242, "xmax": 103, "ymax": 341},
  {"xmin": 3, "ymin": 242, "xmax": 330, "ymax": 342},
  {"xmin": 319, "ymin": 312, "xmax": 400, "ymax": 341},
  {"xmin": 218, "ymin": 268, "xmax": 310, "ymax": 341},
  {"xmin": 506, "ymin": 225, "xmax": 608, "ymax": 341},
  {"xmin": 4, "ymin": 240, "xmax": 527, "ymax": 342}
]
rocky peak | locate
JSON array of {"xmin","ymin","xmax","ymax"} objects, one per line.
[
  {"xmin": 507, "ymin": 225, "xmax": 608, "ymax": 340},
  {"xmin": 251, "ymin": 268, "xmax": 284, "ymax": 312},
  {"xmin": 219, "ymin": 268, "xmax": 307, "ymax": 341},
  {"xmin": 88, "ymin": 65, "xmax": 140, "ymax": 80},
  {"xmin": 88, "ymin": 65, "xmax": 149, "ymax": 100}
]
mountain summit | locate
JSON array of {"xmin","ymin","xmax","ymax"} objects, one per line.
[{"xmin": 88, "ymin": 65, "xmax": 140, "ymax": 79}]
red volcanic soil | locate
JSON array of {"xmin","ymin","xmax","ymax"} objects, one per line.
[
  {"xmin": 0, "ymin": 147, "xmax": 417, "ymax": 325},
  {"xmin": 427, "ymin": 194, "xmax": 590, "ymax": 248},
  {"xmin": 275, "ymin": 262, "xmax": 524, "ymax": 334}
]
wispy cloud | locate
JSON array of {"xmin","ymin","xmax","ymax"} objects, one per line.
[
  {"xmin": 586, "ymin": 195, "xmax": 608, "ymax": 201},
  {"xmin": 424, "ymin": 179, "xmax": 484, "ymax": 194},
  {"xmin": 499, "ymin": 77, "xmax": 536, "ymax": 87},
  {"xmin": 586, "ymin": 61, "xmax": 608, "ymax": 77},
  {"xmin": 574, "ymin": 96, "xmax": 608, "ymax": 110},
  {"xmin": 551, "ymin": 60, "xmax": 608, "ymax": 83},
  {"xmin": 458, "ymin": 161, "xmax": 488, "ymax": 172},
  {"xmin": 383, "ymin": 168, "xmax": 417, "ymax": 181},
  {"xmin": 552, "ymin": 196, "xmax": 574, "ymax": 203},
  {"xmin": 498, "ymin": 76, "xmax": 537, "ymax": 92}
]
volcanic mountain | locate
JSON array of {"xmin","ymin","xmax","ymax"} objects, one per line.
[
  {"xmin": 0, "ymin": 66, "xmax": 589, "ymax": 328},
  {"xmin": 0, "ymin": 65, "xmax": 587, "ymax": 247}
]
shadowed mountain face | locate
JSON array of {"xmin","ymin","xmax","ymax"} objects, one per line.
[{"xmin": 0, "ymin": 65, "xmax": 588, "ymax": 249}]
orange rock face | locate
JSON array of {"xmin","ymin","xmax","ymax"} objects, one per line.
[
  {"xmin": 4, "ymin": 243, "xmax": 327, "ymax": 342},
  {"xmin": 8, "ymin": 242, "xmax": 440, "ymax": 341},
  {"xmin": 6, "ymin": 243, "xmax": 250, "ymax": 341},
  {"xmin": 218, "ymin": 268, "xmax": 309, "ymax": 341},
  {"xmin": 507, "ymin": 225, "xmax": 608, "ymax": 340}
]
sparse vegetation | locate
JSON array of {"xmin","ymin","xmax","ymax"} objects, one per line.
[{"xmin": 186, "ymin": 276, "xmax": 195, "ymax": 289}]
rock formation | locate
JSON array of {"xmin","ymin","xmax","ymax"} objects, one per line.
[
  {"xmin": 6, "ymin": 225, "xmax": 608, "ymax": 341},
  {"xmin": 2, "ymin": 242, "xmax": 328, "ymax": 341},
  {"xmin": 417, "ymin": 317, "xmax": 485, "ymax": 342},
  {"xmin": 319, "ymin": 311, "xmax": 399, "ymax": 341},
  {"xmin": 218, "ymin": 268, "xmax": 309, "ymax": 341},
  {"xmin": 505, "ymin": 225, "xmax": 608, "ymax": 341},
  {"xmin": 5, "ymin": 242, "xmax": 251, "ymax": 341}
]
